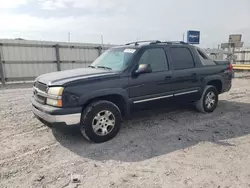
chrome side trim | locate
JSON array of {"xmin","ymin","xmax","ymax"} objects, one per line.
[
  {"xmin": 174, "ymin": 90, "xmax": 199, "ymax": 96},
  {"xmin": 133, "ymin": 94, "xmax": 173, "ymax": 104},
  {"xmin": 133, "ymin": 90, "xmax": 199, "ymax": 104}
]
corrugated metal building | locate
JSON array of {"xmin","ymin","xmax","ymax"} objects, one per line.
[
  {"xmin": 204, "ymin": 48, "xmax": 250, "ymax": 63},
  {"xmin": 234, "ymin": 48, "xmax": 250, "ymax": 64},
  {"xmin": 1, "ymin": 39, "xmax": 250, "ymax": 84},
  {"xmin": 0, "ymin": 39, "xmax": 113, "ymax": 83}
]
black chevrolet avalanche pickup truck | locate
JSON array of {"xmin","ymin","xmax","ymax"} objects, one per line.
[{"xmin": 31, "ymin": 41, "xmax": 232, "ymax": 143}]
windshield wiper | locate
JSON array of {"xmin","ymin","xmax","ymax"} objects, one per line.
[
  {"xmin": 88, "ymin": 65, "xmax": 96, "ymax": 68},
  {"xmin": 96, "ymin": 66, "xmax": 112, "ymax": 70}
]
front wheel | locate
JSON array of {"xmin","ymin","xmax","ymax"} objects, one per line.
[
  {"xmin": 195, "ymin": 85, "xmax": 218, "ymax": 113},
  {"xmin": 80, "ymin": 100, "xmax": 122, "ymax": 143}
]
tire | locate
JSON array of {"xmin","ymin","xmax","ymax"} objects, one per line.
[
  {"xmin": 80, "ymin": 100, "xmax": 122, "ymax": 143},
  {"xmin": 195, "ymin": 85, "xmax": 218, "ymax": 113}
]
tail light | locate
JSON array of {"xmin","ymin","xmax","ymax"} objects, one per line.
[{"xmin": 229, "ymin": 63, "xmax": 233, "ymax": 72}]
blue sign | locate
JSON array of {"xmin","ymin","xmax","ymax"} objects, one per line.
[{"xmin": 187, "ymin": 30, "xmax": 200, "ymax": 44}]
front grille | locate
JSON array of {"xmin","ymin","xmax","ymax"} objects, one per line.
[
  {"xmin": 34, "ymin": 81, "xmax": 47, "ymax": 104},
  {"xmin": 35, "ymin": 82, "xmax": 47, "ymax": 92},
  {"xmin": 34, "ymin": 94, "xmax": 46, "ymax": 104}
]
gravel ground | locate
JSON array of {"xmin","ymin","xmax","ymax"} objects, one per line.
[{"xmin": 1, "ymin": 78, "xmax": 250, "ymax": 188}]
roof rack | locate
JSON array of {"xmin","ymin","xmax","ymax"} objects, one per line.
[
  {"xmin": 125, "ymin": 40, "xmax": 188, "ymax": 46},
  {"xmin": 125, "ymin": 40, "xmax": 161, "ymax": 46},
  {"xmin": 161, "ymin": 41, "xmax": 188, "ymax": 45}
]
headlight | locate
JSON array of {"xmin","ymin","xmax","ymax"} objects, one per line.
[
  {"xmin": 46, "ymin": 87, "xmax": 64, "ymax": 107},
  {"xmin": 47, "ymin": 87, "xmax": 64, "ymax": 96}
]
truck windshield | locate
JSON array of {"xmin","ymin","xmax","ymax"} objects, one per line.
[{"xmin": 91, "ymin": 48, "xmax": 136, "ymax": 71}]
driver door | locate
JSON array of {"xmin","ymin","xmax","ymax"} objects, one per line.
[{"xmin": 128, "ymin": 47, "xmax": 173, "ymax": 103}]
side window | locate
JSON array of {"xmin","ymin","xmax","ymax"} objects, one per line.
[
  {"xmin": 170, "ymin": 47, "xmax": 195, "ymax": 70},
  {"xmin": 196, "ymin": 48, "xmax": 216, "ymax": 66},
  {"xmin": 138, "ymin": 48, "xmax": 168, "ymax": 72},
  {"xmin": 197, "ymin": 49, "xmax": 208, "ymax": 60}
]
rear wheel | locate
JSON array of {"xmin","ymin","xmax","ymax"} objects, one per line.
[
  {"xmin": 80, "ymin": 100, "xmax": 122, "ymax": 143},
  {"xmin": 195, "ymin": 85, "xmax": 218, "ymax": 113}
]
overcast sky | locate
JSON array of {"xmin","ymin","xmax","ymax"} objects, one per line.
[{"xmin": 0, "ymin": 0, "xmax": 249, "ymax": 48}]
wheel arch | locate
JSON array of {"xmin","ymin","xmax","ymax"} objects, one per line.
[
  {"xmin": 204, "ymin": 76, "xmax": 223, "ymax": 94},
  {"xmin": 79, "ymin": 89, "xmax": 130, "ymax": 117}
]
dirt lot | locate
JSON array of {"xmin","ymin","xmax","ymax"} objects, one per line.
[{"xmin": 1, "ymin": 78, "xmax": 250, "ymax": 188}]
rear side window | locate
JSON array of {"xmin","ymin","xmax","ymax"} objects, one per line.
[
  {"xmin": 196, "ymin": 48, "xmax": 216, "ymax": 66},
  {"xmin": 197, "ymin": 49, "xmax": 209, "ymax": 59},
  {"xmin": 138, "ymin": 48, "xmax": 168, "ymax": 72},
  {"xmin": 170, "ymin": 47, "xmax": 195, "ymax": 70}
]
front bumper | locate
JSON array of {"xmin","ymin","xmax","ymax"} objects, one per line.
[{"xmin": 31, "ymin": 97, "xmax": 81, "ymax": 125}]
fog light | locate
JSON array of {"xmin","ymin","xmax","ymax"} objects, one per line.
[{"xmin": 46, "ymin": 98, "xmax": 63, "ymax": 107}]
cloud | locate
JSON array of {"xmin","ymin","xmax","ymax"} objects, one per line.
[
  {"xmin": 0, "ymin": 0, "xmax": 29, "ymax": 9},
  {"xmin": 38, "ymin": 0, "xmax": 117, "ymax": 10},
  {"xmin": 39, "ymin": 0, "xmax": 66, "ymax": 10},
  {"xmin": 0, "ymin": 0, "xmax": 249, "ymax": 48},
  {"xmin": 0, "ymin": 11, "xmax": 102, "ymax": 41}
]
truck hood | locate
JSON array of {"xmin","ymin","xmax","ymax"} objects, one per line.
[{"xmin": 36, "ymin": 68, "xmax": 117, "ymax": 86}]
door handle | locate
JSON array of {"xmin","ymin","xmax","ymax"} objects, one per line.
[
  {"xmin": 191, "ymin": 73, "xmax": 197, "ymax": 76},
  {"xmin": 165, "ymin": 76, "xmax": 172, "ymax": 80}
]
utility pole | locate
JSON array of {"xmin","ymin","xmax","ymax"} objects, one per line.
[
  {"xmin": 68, "ymin": 32, "xmax": 71, "ymax": 65},
  {"xmin": 101, "ymin": 35, "xmax": 103, "ymax": 47},
  {"xmin": 68, "ymin": 32, "xmax": 71, "ymax": 42},
  {"xmin": 182, "ymin": 32, "xmax": 185, "ymax": 42}
]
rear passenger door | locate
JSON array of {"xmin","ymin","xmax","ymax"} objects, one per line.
[{"xmin": 169, "ymin": 46, "xmax": 201, "ymax": 98}]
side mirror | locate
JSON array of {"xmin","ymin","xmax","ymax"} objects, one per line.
[{"xmin": 135, "ymin": 64, "xmax": 152, "ymax": 75}]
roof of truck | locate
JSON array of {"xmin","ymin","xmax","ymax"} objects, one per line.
[{"xmin": 112, "ymin": 40, "xmax": 190, "ymax": 49}]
